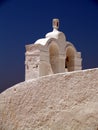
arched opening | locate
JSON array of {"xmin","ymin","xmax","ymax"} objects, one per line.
[
  {"xmin": 49, "ymin": 42, "xmax": 59, "ymax": 74},
  {"xmin": 65, "ymin": 46, "xmax": 76, "ymax": 72}
]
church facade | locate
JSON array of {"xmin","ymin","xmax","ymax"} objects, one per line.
[{"xmin": 25, "ymin": 19, "xmax": 82, "ymax": 80}]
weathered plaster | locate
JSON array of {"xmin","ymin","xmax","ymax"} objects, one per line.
[{"xmin": 25, "ymin": 19, "xmax": 82, "ymax": 80}]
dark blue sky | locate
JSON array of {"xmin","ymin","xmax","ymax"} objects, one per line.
[{"xmin": 0, "ymin": 0, "xmax": 98, "ymax": 92}]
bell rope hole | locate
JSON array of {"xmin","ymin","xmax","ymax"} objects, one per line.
[{"xmin": 49, "ymin": 42, "xmax": 59, "ymax": 74}]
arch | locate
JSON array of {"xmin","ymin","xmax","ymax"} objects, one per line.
[
  {"xmin": 49, "ymin": 41, "xmax": 59, "ymax": 74},
  {"xmin": 65, "ymin": 45, "xmax": 76, "ymax": 72}
]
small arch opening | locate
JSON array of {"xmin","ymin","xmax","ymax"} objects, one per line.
[{"xmin": 65, "ymin": 46, "xmax": 76, "ymax": 72}]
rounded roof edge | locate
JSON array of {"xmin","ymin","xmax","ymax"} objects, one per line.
[
  {"xmin": 34, "ymin": 37, "xmax": 50, "ymax": 46},
  {"xmin": 66, "ymin": 41, "xmax": 77, "ymax": 52},
  {"xmin": 34, "ymin": 37, "xmax": 59, "ymax": 46},
  {"xmin": 45, "ymin": 29, "xmax": 66, "ymax": 40}
]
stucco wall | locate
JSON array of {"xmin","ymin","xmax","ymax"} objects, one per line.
[{"xmin": 0, "ymin": 68, "xmax": 98, "ymax": 130}]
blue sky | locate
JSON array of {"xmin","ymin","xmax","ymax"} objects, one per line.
[{"xmin": 0, "ymin": 0, "xmax": 98, "ymax": 92}]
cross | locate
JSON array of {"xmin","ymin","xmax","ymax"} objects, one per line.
[{"xmin": 52, "ymin": 18, "xmax": 59, "ymax": 30}]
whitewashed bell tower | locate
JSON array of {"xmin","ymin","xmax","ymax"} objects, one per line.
[{"xmin": 25, "ymin": 19, "xmax": 82, "ymax": 80}]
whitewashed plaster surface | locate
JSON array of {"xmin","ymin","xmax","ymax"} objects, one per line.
[
  {"xmin": 25, "ymin": 19, "xmax": 82, "ymax": 80},
  {"xmin": 0, "ymin": 68, "xmax": 98, "ymax": 130}
]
